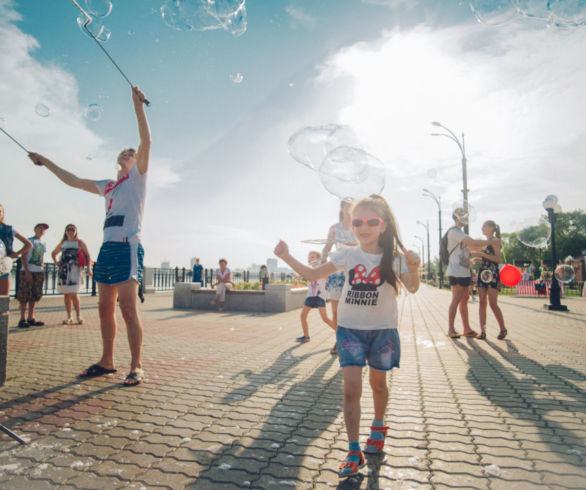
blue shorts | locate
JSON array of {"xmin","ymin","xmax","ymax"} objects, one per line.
[
  {"xmin": 94, "ymin": 241, "xmax": 144, "ymax": 286},
  {"xmin": 304, "ymin": 296, "xmax": 326, "ymax": 308},
  {"xmin": 337, "ymin": 326, "xmax": 400, "ymax": 371}
]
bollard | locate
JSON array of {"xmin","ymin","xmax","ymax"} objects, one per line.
[{"xmin": 0, "ymin": 295, "xmax": 8, "ymax": 386}]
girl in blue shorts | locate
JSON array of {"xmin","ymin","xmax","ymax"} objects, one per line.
[{"xmin": 274, "ymin": 195, "xmax": 420, "ymax": 478}]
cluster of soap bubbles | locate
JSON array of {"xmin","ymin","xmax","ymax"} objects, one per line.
[
  {"xmin": 470, "ymin": 0, "xmax": 586, "ymax": 29},
  {"xmin": 288, "ymin": 124, "xmax": 386, "ymax": 200},
  {"xmin": 515, "ymin": 219, "xmax": 550, "ymax": 248},
  {"xmin": 161, "ymin": 0, "xmax": 247, "ymax": 37},
  {"xmin": 76, "ymin": 0, "xmax": 113, "ymax": 43}
]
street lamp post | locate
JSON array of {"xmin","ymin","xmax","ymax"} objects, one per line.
[
  {"xmin": 417, "ymin": 220, "xmax": 431, "ymax": 282},
  {"xmin": 423, "ymin": 189, "xmax": 443, "ymax": 288},
  {"xmin": 543, "ymin": 195, "xmax": 568, "ymax": 312},
  {"xmin": 414, "ymin": 235, "xmax": 425, "ymax": 267},
  {"xmin": 431, "ymin": 121, "xmax": 469, "ymax": 234}
]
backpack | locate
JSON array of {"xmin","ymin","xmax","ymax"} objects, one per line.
[{"xmin": 440, "ymin": 226, "xmax": 460, "ymax": 266}]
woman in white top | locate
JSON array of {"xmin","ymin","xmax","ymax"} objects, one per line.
[
  {"xmin": 51, "ymin": 224, "xmax": 91, "ymax": 325},
  {"xmin": 212, "ymin": 258, "xmax": 234, "ymax": 312},
  {"xmin": 29, "ymin": 86, "xmax": 150, "ymax": 386},
  {"xmin": 322, "ymin": 200, "xmax": 357, "ymax": 354}
]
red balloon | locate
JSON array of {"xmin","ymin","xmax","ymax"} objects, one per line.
[{"xmin": 500, "ymin": 264, "xmax": 522, "ymax": 287}]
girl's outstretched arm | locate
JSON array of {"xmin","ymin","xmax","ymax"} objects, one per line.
[
  {"xmin": 28, "ymin": 153, "xmax": 101, "ymax": 195},
  {"xmin": 132, "ymin": 86, "xmax": 152, "ymax": 175},
  {"xmin": 274, "ymin": 240, "xmax": 337, "ymax": 281},
  {"xmin": 400, "ymin": 249, "xmax": 420, "ymax": 294}
]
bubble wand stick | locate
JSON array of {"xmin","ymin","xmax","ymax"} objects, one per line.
[
  {"xmin": 69, "ymin": 0, "xmax": 150, "ymax": 106},
  {"xmin": 0, "ymin": 126, "xmax": 30, "ymax": 153}
]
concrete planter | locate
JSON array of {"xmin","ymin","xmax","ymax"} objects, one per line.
[
  {"xmin": 0, "ymin": 296, "xmax": 8, "ymax": 386},
  {"xmin": 173, "ymin": 283, "xmax": 308, "ymax": 313}
]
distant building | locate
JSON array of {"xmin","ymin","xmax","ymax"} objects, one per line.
[
  {"xmin": 161, "ymin": 261, "xmax": 171, "ymax": 269},
  {"xmin": 267, "ymin": 258, "xmax": 278, "ymax": 273},
  {"xmin": 250, "ymin": 263, "xmax": 262, "ymax": 273},
  {"xmin": 190, "ymin": 257, "xmax": 198, "ymax": 268}
]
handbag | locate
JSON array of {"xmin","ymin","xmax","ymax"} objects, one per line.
[{"xmin": 77, "ymin": 240, "xmax": 88, "ymax": 267}]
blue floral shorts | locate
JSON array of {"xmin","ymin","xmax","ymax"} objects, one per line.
[{"xmin": 336, "ymin": 326, "xmax": 400, "ymax": 371}]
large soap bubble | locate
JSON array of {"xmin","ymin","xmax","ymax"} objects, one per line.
[
  {"xmin": 161, "ymin": 0, "xmax": 247, "ymax": 35},
  {"xmin": 84, "ymin": 103, "xmax": 103, "ymax": 121},
  {"xmin": 515, "ymin": 0, "xmax": 550, "ymax": 20},
  {"xmin": 319, "ymin": 146, "xmax": 385, "ymax": 200},
  {"xmin": 288, "ymin": 124, "xmax": 360, "ymax": 171},
  {"xmin": 515, "ymin": 220, "xmax": 550, "ymax": 248},
  {"xmin": 222, "ymin": 3, "xmax": 247, "ymax": 37},
  {"xmin": 83, "ymin": 0, "xmax": 113, "ymax": 18},
  {"xmin": 469, "ymin": 0, "xmax": 518, "ymax": 25},
  {"xmin": 479, "ymin": 269, "xmax": 494, "ymax": 283},
  {"xmin": 548, "ymin": 0, "xmax": 586, "ymax": 27},
  {"xmin": 554, "ymin": 264, "xmax": 575, "ymax": 283},
  {"xmin": 204, "ymin": 0, "xmax": 245, "ymax": 19},
  {"xmin": 35, "ymin": 103, "xmax": 50, "ymax": 117},
  {"xmin": 77, "ymin": 14, "xmax": 111, "ymax": 42}
]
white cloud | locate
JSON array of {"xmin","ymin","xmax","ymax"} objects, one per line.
[{"xmin": 285, "ymin": 4, "xmax": 317, "ymax": 29}]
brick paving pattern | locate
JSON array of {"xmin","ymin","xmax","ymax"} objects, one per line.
[{"xmin": 0, "ymin": 286, "xmax": 584, "ymax": 488}]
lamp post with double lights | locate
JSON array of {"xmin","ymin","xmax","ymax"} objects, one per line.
[
  {"xmin": 542, "ymin": 195, "xmax": 568, "ymax": 312},
  {"xmin": 417, "ymin": 220, "xmax": 431, "ymax": 282},
  {"xmin": 423, "ymin": 189, "xmax": 443, "ymax": 288},
  {"xmin": 431, "ymin": 121, "xmax": 469, "ymax": 234}
]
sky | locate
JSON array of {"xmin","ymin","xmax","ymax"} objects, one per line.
[{"xmin": 1, "ymin": 0, "xmax": 585, "ymax": 269}]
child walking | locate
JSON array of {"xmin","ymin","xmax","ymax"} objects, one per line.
[
  {"xmin": 275, "ymin": 195, "xmax": 420, "ymax": 478},
  {"xmin": 296, "ymin": 251, "xmax": 335, "ymax": 343}
]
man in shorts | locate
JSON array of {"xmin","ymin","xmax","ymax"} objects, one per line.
[{"xmin": 17, "ymin": 223, "xmax": 49, "ymax": 328}]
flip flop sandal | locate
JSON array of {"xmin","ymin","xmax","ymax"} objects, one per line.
[
  {"xmin": 364, "ymin": 425, "xmax": 389, "ymax": 454},
  {"xmin": 447, "ymin": 331, "xmax": 461, "ymax": 338},
  {"xmin": 123, "ymin": 371, "xmax": 144, "ymax": 386},
  {"xmin": 497, "ymin": 329, "xmax": 508, "ymax": 340},
  {"xmin": 338, "ymin": 450, "xmax": 365, "ymax": 478},
  {"xmin": 79, "ymin": 364, "xmax": 117, "ymax": 378},
  {"xmin": 462, "ymin": 331, "xmax": 478, "ymax": 337},
  {"xmin": 478, "ymin": 331, "xmax": 487, "ymax": 340}
]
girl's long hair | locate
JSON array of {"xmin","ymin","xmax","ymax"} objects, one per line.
[
  {"xmin": 61, "ymin": 224, "xmax": 78, "ymax": 243},
  {"xmin": 355, "ymin": 195, "xmax": 404, "ymax": 293},
  {"xmin": 484, "ymin": 220, "xmax": 501, "ymax": 239}
]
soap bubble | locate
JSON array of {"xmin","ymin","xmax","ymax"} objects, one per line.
[
  {"xmin": 204, "ymin": 0, "xmax": 245, "ymax": 19},
  {"xmin": 84, "ymin": 104, "xmax": 103, "ymax": 121},
  {"xmin": 83, "ymin": 0, "xmax": 113, "ymax": 18},
  {"xmin": 288, "ymin": 124, "xmax": 360, "ymax": 171},
  {"xmin": 161, "ymin": 0, "xmax": 222, "ymax": 32},
  {"xmin": 319, "ymin": 146, "xmax": 385, "ymax": 200},
  {"xmin": 479, "ymin": 269, "xmax": 494, "ymax": 283},
  {"xmin": 77, "ymin": 14, "xmax": 111, "ymax": 42},
  {"xmin": 0, "ymin": 257, "xmax": 12, "ymax": 276},
  {"xmin": 223, "ymin": 3, "xmax": 247, "ymax": 37},
  {"xmin": 554, "ymin": 264, "xmax": 575, "ymax": 283},
  {"xmin": 548, "ymin": 0, "xmax": 586, "ymax": 27},
  {"xmin": 451, "ymin": 204, "xmax": 477, "ymax": 225},
  {"xmin": 515, "ymin": 0, "xmax": 550, "ymax": 21},
  {"xmin": 229, "ymin": 72, "xmax": 243, "ymax": 83},
  {"xmin": 35, "ymin": 103, "xmax": 50, "ymax": 117},
  {"xmin": 515, "ymin": 220, "xmax": 550, "ymax": 248},
  {"xmin": 469, "ymin": 0, "xmax": 518, "ymax": 25}
]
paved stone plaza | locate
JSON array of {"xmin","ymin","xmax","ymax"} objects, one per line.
[{"xmin": 0, "ymin": 286, "xmax": 584, "ymax": 489}]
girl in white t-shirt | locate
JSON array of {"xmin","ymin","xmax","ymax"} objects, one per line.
[
  {"xmin": 274, "ymin": 195, "xmax": 420, "ymax": 478},
  {"xmin": 211, "ymin": 258, "xmax": 234, "ymax": 312}
]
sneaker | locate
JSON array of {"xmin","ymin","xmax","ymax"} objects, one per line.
[
  {"xmin": 27, "ymin": 318, "xmax": 44, "ymax": 327},
  {"xmin": 77, "ymin": 317, "xmax": 84, "ymax": 325},
  {"xmin": 63, "ymin": 318, "xmax": 73, "ymax": 325},
  {"xmin": 296, "ymin": 336, "xmax": 310, "ymax": 343},
  {"xmin": 17, "ymin": 319, "xmax": 29, "ymax": 329}
]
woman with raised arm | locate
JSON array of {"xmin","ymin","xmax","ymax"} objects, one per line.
[{"xmin": 29, "ymin": 86, "xmax": 151, "ymax": 386}]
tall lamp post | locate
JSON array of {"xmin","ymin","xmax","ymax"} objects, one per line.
[
  {"xmin": 423, "ymin": 189, "xmax": 443, "ymax": 288},
  {"xmin": 417, "ymin": 220, "xmax": 431, "ymax": 282},
  {"xmin": 431, "ymin": 121, "xmax": 469, "ymax": 234},
  {"xmin": 414, "ymin": 235, "xmax": 425, "ymax": 266},
  {"xmin": 543, "ymin": 195, "xmax": 568, "ymax": 312}
]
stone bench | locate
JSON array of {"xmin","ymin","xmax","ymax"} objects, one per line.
[{"xmin": 173, "ymin": 283, "xmax": 308, "ymax": 313}]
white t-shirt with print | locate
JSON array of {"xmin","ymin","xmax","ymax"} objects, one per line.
[
  {"xmin": 307, "ymin": 277, "xmax": 327, "ymax": 300},
  {"xmin": 446, "ymin": 227, "xmax": 471, "ymax": 278},
  {"xmin": 93, "ymin": 164, "xmax": 147, "ymax": 243},
  {"xmin": 329, "ymin": 247, "xmax": 407, "ymax": 331},
  {"xmin": 24, "ymin": 237, "xmax": 46, "ymax": 272}
]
